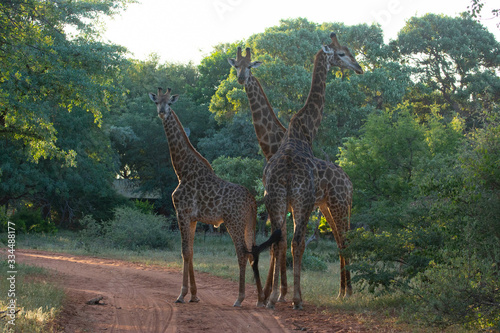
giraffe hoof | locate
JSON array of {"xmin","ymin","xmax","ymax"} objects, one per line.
[
  {"xmin": 189, "ymin": 296, "xmax": 200, "ymax": 303},
  {"xmin": 175, "ymin": 298, "xmax": 185, "ymax": 304},
  {"xmin": 266, "ymin": 302, "xmax": 275, "ymax": 310},
  {"xmin": 256, "ymin": 301, "xmax": 266, "ymax": 308},
  {"xmin": 233, "ymin": 300, "xmax": 242, "ymax": 307},
  {"xmin": 293, "ymin": 303, "xmax": 303, "ymax": 310}
]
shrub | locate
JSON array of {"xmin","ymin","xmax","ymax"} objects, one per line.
[
  {"xmin": 10, "ymin": 207, "xmax": 57, "ymax": 233},
  {"xmin": 286, "ymin": 249, "xmax": 328, "ymax": 272},
  {"xmin": 133, "ymin": 200, "xmax": 155, "ymax": 214},
  {"xmin": 105, "ymin": 207, "xmax": 172, "ymax": 250},
  {"xmin": 406, "ymin": 253, "xmax": 500, "ymax": 331},
  {"xmin": 79, "ymin": 215, "xmax": 107, "ymax": 239},
  {"xmin": 0, "ymin": 209, "xmax": 8, "ymax": 233}
]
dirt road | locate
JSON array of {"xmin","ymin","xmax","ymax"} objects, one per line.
[{"xmin": 16, "ymin": 250, "xmax": 386, "ymax": 332}]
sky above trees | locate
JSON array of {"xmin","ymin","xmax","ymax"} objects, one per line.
[{"xmin": 101, "ymin": 0, "xmax": 500, "ymax": 64}]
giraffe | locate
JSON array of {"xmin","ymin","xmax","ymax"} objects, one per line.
[
  {"xmin": 228, "ymin": 38, "xmax": 362, "ymax": 303},
  {"xmin": 259, "ymin": 33, "xmax": 363, "ymax": 309},
  {"xmin": 228, "ymin": 39, "xmax": 363, "ymax": 302},
  {"xmin": 148, "ymin": 87, "xmax": 278, "ymax": 307}
]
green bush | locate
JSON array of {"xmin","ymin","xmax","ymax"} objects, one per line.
[
  {"xmin": 104, "ymin": 207, "xmax": 173, "ymax": 250},
  {"xmin": 10, "ymin": 207, "xmax": 57, "ymax": 234},
  {"xmin": 0, "ymin": 209, "xmax": 8, "ymax": 233},
  {"xmin": 405, "ymin": 253, "xmax": 500, "ymax": 331},
  {"xmin": 286, "ymin": 249, "xmax": 328, "ymax": 272},
  {"xmin": 79, "ymin": 215, "xmax": 108, "ymax": 239},
  {"xmin": 133, "ymin": 200, "xmax": 155, "ymax": 214}
]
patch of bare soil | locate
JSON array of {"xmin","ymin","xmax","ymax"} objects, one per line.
[{"xmin": 16, "ymin": 250, "xmax": 400, "ymax": 332}]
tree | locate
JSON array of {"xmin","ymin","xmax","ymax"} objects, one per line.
[
  {"xmin": 468, "ymin": 0, "xmax": 500, "ymax": 29},
  {"xmin": 0, "ymin": 0, "xmax": 132, "ymax": 224},
  {"xmin": 190, "ymin": 43, "xmax": 239, "ymax": 106},
  {"xmin": 0, "ymin": 0, "xmax": 130, "ymax": 163},
  {"xmin": 338, "ymin": 104, "xmax": 466, "ymax": 289},
  {"xmin": 395, "ymin": 13, "xmax": 500, "ymax": 128},
  {"xmin": 197, "ymin": 112, "xmax": 262, "ymax": 161},
  {"xmin": 212, "ymin": 156, "xmax": 264, "ymax": 196}
]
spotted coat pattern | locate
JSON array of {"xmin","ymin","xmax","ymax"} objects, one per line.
[
  {"xmin": 257, "ymin": 34, "xmax": 362, "ymax": 309},
  {"xmin": 149, "ymin": 88, "xmax": 265, "ymax": 307}
]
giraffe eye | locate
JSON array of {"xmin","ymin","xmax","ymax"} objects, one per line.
[{"xmin": 338, "ymin": 52, "xmax": 345, "ymax": 57}]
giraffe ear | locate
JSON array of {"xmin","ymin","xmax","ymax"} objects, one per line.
[
  {"xmin": 228, "ymin": 58, "xmax": 237, "ymax": 67},
  {"xmin": 148, "ymin": 93, "xmax": 157, "ymax": 103},
  {"xmin": 169, "ymin": 94, "xmax": 179, "ymax": 104},
  {"xmin": 249, "ymin": 61, "xmax": 262, "ymax": 68},
  {"xmin": 322, "ymin": 45, "xmax": 334, "ymax": 55}
]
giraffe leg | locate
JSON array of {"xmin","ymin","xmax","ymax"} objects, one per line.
[
  {"xmin": 278, "ymin": 227, "xmax": 288, "ymax": 302},
  {"xmin": 320, "ymin": 205, "xmax": 351, "ymax": 299},
  {"xmin": 187, "ymin": 222, "xmax": 200, "ymax": 303},
  {"xmin": 233, "ymin": 258, "xmax": 246, "ymax": 307},
  {"xmin": 345, "ymin": 256, "xmax": 353, "ymax": 297},
  {"xmin": 338, "ymin": 255, "xmax": 346, "ymax": 299},
  {"xmin": 251, "ymin": 251, "xmax": 265, "ymax": 307},
  {"xmin": 266, "ymin": 241, "xmax": 282, "ymax": 309},
  {"xmin": 176, "ymin": 219, "xmax": 195, "ymax": 303},
  {"xmin": 291, "ymin": 210, "xmax": 311, "ymax": 310},
  {"xmin": 338, "ymin": 250, "xmax": 352, "ymax": 298},
  {"xmin": 225, "ymin": 222, "xmax": 248, "ymax": 307},
  {"xmin": 263, "ymin": 244, "xmax": 275, "ymax": 301},
  {"xmin": 263, "ymin": 183, "xmax": 287, "ymax": 309}
]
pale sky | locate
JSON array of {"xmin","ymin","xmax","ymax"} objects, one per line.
[{"xmin": 101, "ymin": 0, "xmax": 500, "ymax": 65}]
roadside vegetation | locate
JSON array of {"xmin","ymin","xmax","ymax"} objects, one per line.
[
  {"xmin": 1, "ymin": 0, "xmax": 499, "ymax": 331},
  {"xmin": 0, "ymin": 260, "xmax": 63, "ymax": 333}
]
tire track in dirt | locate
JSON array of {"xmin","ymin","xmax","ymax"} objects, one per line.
[
  {"xmin": 15, "ymin": 250, "xmax": 288, "ymax": 333},
  {"xmin": 15, "ymin": 250, "xmax": 395, "ymax": 332}
]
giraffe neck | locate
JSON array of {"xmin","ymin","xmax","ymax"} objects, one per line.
[
  {"xmin": 287, "ymin": 50, "xmax": 329, "ymax": 145},
  {"xmin": 161, "ymin": 109, "xmax": 213, "ymax": 180},
  {"xmin": 245, "ymin": 75, "xmax": 286, "ymax": 161}
]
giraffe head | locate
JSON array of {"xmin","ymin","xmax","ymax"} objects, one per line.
[
  {"xmin": 228, "ymin": 47, "xmax": 263, "ymax": 85},
  {"xmin": 323, "ymin": 32, "xmax": 363, "ymax": 74},
  {"xmin": 148, "ymin": 87, "xmax": 179, "ymax": 120}
]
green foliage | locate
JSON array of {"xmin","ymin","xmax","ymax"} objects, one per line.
[
  {"xmin": 211, "ymin": 156, "xmax": 264, "ymax": 195},
  {"xmin": 133, "ymin": 200, "xmax": 155, "ymax": 214},
  {"xmin": 80, "ymin": 207, "xmax": 173, "ymax": 250},
  {"xmin": 406, "ymin": 253, "xmax": 500, "ymax": 330},
  {"xmin": 10, "ymin": 207, "xmax": 57, "ymax": 234},
  {"xmin": 338, "ymin": 80, "xmax": 498, "ymax": 330},
  {"xmin": 395, "ymin": 13, "xmax": 500, "ymax": 128},
  {"xmin": 0, "ymin": 0, "xmax": 131, "ymax": 162},
  {"xmin": 339, "ymin": 106, "xmax": 427, "ymax": 212},
  {"xmin": 191, "ymin": 43, "xmax": 239, "ymax": 106},
  {"xmin": 286, "ymin": 249, "xmax": 328, "ymax": 272},
  {"xmin": 0, "ymin": 262, "xmax": 64, "ymax": 333},
  {"xmin": 197, "ymin": 112, "xmax": 262, "ymax": 161},
  {"xmin": 0, "ymin": 0, "xmax": 132, "ymax": 225},
  {"xmin": 461, "ymin": 116, "xmax": 500, "ymax": 192}
]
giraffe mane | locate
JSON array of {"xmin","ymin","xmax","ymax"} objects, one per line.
[
  {"xmin": 253, "ymin": 78, "xmax": 286, "ymax": 133},
  {"xmin": 170, "ymin": 109, "xmax": 214, "ymax": 172}
]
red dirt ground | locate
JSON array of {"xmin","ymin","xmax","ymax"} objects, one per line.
[{"xmin": 16, "ymin": 250, "xmax": 401, "ymax": 332}]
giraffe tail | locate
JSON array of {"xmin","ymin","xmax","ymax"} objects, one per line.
[{"xmin": 250, "ymin": 229, "xmax": 282, "ymax": 281}]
